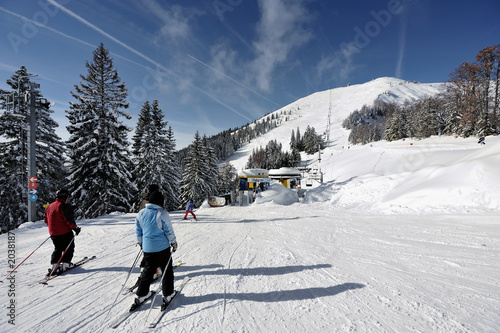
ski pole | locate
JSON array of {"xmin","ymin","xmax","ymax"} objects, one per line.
[
  {"xmin": 0, "ymin": 236, "xmax": 51, "ymax": 283},
  {"xmin": 103, "ymin": 247, "xmax": 143, "ymax": 322},
  {"xmin": 42, "ymin": 235, "xmax": 76, "ymax": 285}
]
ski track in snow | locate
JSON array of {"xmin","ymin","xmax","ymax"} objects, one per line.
[{"xmin": 1, "ymin": 204, "xmax": 499, "ymax": 332}]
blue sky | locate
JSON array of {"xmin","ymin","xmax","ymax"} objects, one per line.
[{"xmin": 1, "ymin": 0, "xmax": 499, "ymax": 149}]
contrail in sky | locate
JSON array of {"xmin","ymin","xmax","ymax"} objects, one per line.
[
  {"xmin": 0, "ymin": 6, "xmax": 95, "ymax": 49},
  {"xmin": 187, "ymin": 54, "xmax": 280, "ymax": 108},
  {"xmin": 395, "ymin": 15, "xmax": 407, "ymax": 78},
  {"xmin": 0, "ymin": 6, "xmax": 156, "ymax": 82},
  {"xmin": 43, "ymin": 0, "xmax": 254, "ymax": 121}
]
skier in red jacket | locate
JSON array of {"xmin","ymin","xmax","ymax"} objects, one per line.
[{"xmin": 44, "ymin": 189, "xmax": 80, "ymax": 274}]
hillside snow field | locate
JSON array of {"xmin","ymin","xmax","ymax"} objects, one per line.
[{"xmin": 1, "ymin": 78, "xmax": 499, "ymax": 332}]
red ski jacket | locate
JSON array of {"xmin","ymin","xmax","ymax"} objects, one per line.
[{"xmin": 44, "ymin": 198, "xmax": 77, "ymax": 236}]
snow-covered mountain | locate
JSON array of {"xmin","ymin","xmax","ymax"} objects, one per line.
[
  {"xmin": 226, "ymin": 77, "xmax": 499, "ymax": 214},
  {"xmin": 1, "ymin": 77, "xmax": 499, "ymax": 333},
  {"xmin": 227, "ymin": 77, "xmax": 445, "ymax": 171}
]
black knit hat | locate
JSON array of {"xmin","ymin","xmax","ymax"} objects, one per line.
[
  {"xmin": 148, "ymin": 191, "xmax": 164, "ymax": 207},
  {"xmin": 148, "ymin": 184, "xmax": 159, "ymax": 193},
  {"xmin": 56, "ymin": 189, "xmax": 70, "ymax": 200}
]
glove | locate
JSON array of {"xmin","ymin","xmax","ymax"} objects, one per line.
[
  {"xmin": 171, "ymin": 242, "xmax": 178, "ymax": 252},
  {"xmin": 73, "ymin": 227, "xmax": 81, "ymax": 236}
]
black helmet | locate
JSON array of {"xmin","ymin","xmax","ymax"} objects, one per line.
[{"xmin": 56, "ymin": 189, "xmax": 70, "ymax": 200}]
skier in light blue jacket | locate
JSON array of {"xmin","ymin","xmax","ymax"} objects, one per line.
[{"xmin": 131, "ymin": 191, "xmax": 178, "ymax": 311}]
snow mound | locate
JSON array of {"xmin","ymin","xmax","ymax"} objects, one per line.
[
  {"xmin": 301, "ymin": 137, "xmax": 500, "ymax": 214},
  {"xmin": 254, "ymin": 182, "xmax": 299, "ymax": 206},
  {"xmin": 377, "ymin": 139, "xmax": 500, "ymax": 213}
]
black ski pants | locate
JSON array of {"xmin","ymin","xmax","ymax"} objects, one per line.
[
  {"xmin": 136, "ymin": 247, "xmax": 174, "ymax": 298},
  {"xmin": 50, "ymin": 231, "xmax": 75, "ymax": 264}
]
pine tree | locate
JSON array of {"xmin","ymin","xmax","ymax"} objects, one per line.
[
  {"xmin": 383, "ymin": 107, "xmax": 407, "ymax": 141},
  {"xmin": 290, "ymin": 129, "xmax": 296, "ymax": 150},
  {"xmin": 131, "ymin": 100, "xmax": 152, "ymax": 158},
  {"xmin": 290, "ymin": 148, "xmax": 301, "ymax": 167},
  {"xmin": 414, "ymin": 99, "xmax": 438, "ymax": 139},
  {"xmin": 218, "ymin": 162, "xmax": 237, "ymax": 194},
  {"xmin": 180, "ymin": 132, "xmax": 212, "ymax": 207},
  {"xmin": 132, "ymin": 100, "xmax": 180, "ymax": 212},
  {"xmin": 0, "ymin": 66, "xmax": 67, "ymax": 231},
  {"xmin": 132, "ymin": 100, "xmax": 154, "ymax": 209},
  {"xmin": 302, "ymin": 126, "xmax": 323, "ymax": 154},
  {"xmin": 66, "ymin": 43, "xmax": 136, "ymax": 219},
  {"xmin": 202, "ymin": 135, "xmax": 220, "ymax": 196},
  {"xmin": 163, "ymin": 125, "xmax": 181, "ymax": 211},
  {"xmin": 265, "ymin": 140, "xmax": 283, "ymax": 169},
  {"xmin": 295, "ymin": 127, "xmax": 302, "ymax": 151}
]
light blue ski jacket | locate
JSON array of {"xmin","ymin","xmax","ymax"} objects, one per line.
[{"xmin": 136, "ymin": 203, "xmax": 176, "ymax": 253}]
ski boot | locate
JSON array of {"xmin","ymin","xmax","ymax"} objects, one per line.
[{"xmin": 161, "ymin": 291, "xmax": 177, "ymax": 311}]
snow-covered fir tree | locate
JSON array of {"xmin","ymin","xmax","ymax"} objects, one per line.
[
  {"xmin": 164, "ymin": 124, "xmax": 181, "ymax": 211},
  {"xmin": 245, "ymin": 139, "xmax": 300, "ymax": 169},
  {"xmin": 131, "ymin": 100, "xmax": 152, "ymax": 158},
  {"xmin": 302, "ymin": 126, "xmax": 323, "ymax": 154},
  {"xmin": 180, "ymin": 131, "xmax": 213, "ymax": 208},
  {"xmin": 414, "ymin": 98, "xmax": 438, "ymax": 139},
  {"xmin": 132, "ymin": 100, "xmax": 180, "ymax": 212},
  {"xmin": 218, "ymin": 162, "xmax": 238, "ymax": 194},
  {"xmin": 202, "ymin": 134, "xmax": 220, "ymax": 193},
  {"xmin": 0, "ymin": 66, "xmax": 66, "ymax": 231},
  {"xmin": 290, "ymin": 129, "xmax": 296, "ymax": 150},
  {"xmin": 383, "ymin": 107, "xmax": 408, "ymax": 141},
  {"xmin": 66, "ymin": 43, "xmax": 136, "ymax": 219},
  {"xmin": 132, "ymin": 100, "xmax": 153, "ymax": 209}
]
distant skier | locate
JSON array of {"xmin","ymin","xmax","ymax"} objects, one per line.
[
  {"xmin": 44, "ymin": 189, "xmax": 81, "ymax": 274},
  {"xmin": 183, "ymin": 199, "xmax": 197, "ymax": 221},
  {"xmin": 131, "ymin": 191, "xmax": 178, "ymax": 311},
  {"xmin": 478, "ymin": 136, "xmax": 485, "ymax": 145}
]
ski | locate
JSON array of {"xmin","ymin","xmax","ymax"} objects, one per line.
[
  {"xmin": 38, "ymin": 256, "xmax": 97, "ymax": 285},
  {"xmin": 148, "ymin": 276, "xmax": 190, "ymax": 329},
  {"xmin": 123, "ymin": 260, "xmax": 183, "ymax": 295},
  {"xmin": 108, "ymin": 291, "xmax": 156, "ymax": 329}
]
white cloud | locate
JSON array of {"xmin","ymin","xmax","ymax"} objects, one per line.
[
  {"xmin": 250, "ymin": 0, "xmax": 312, "ymax": 92},
  {"xmin": 317, "ymin": 42, "xmax": 357, "ymax": 82},
  {"xmin": 141, "ymin": 0, "xmax": 204, "ymax": 44}
]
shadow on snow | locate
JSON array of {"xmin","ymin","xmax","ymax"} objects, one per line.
[{"xmin": 183, "ymin": 283, "xmax": 365, "ymax": 304}]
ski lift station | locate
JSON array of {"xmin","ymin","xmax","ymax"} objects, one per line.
[
  {"xmin": 235, "ymin": 168, "xmax": 304, "ymax": 205},
  {"xmin": 269, "ymin": 167, "xmax": 301, "ymax": 189},
  {"xmin": 237, "ymin": 169, "xmax": 270, "ymax": 205},
  {"xmin": 238, "ymin": 168, "xmax": 270, "ymax": 191}
]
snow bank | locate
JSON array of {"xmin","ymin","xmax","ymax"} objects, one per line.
[
  {"xmin": 302, "ymin": 137, "xmax": 500, "ymax": 214},
  {"xmin": 254, "ymin": 182, "xmax": 298, "ymax": 206},
  {"xmin": 377, "ymin": 138, "xmax": 500, "ymax": 212}
]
